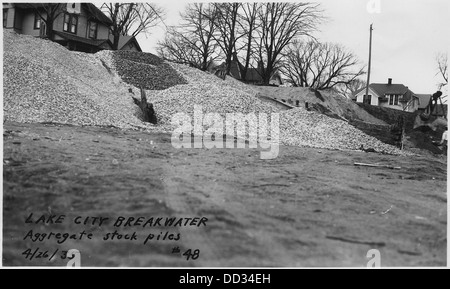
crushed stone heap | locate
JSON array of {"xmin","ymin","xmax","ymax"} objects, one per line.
[
  {"xmin": 3, "ymin": 30, "xmax": 148, "ymax": 130},
  {"xmin": 280, "ymin": 108, "xmax": 405, "ymax": 154},
  {"xmin": 3, "ymin": 30, "xmax": 408, "ymax": 155}
]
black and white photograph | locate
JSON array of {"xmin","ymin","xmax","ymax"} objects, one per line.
[{"xmin": 1, "ymin": 0, "xmax": 448, "ymax": 270}]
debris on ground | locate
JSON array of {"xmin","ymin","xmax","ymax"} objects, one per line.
[{"xmin": 354, "ymin": 163, "xmax": 402, "ymax": 170}]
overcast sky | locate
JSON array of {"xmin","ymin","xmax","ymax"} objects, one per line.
[{"xmin": 135, "ymin": 0, "xmax": 449, "ymax": 95}]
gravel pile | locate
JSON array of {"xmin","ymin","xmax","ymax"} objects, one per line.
[
  {"xmin": 144, "ymin": 63, "xmax": 278, "ymax": 125},
  {"xmin": 280, "ymin": 108, "xmax": 406, "ymax": 155},
  {"xmin": 3, "ymin": 30, "xmax": 410, "ymax": 155},
  {"xmin": 111, "ymin": 50, "xmax": 188, "ymax": 90},
  {"xmin": 3, "ymin": 31, "xmax": 152, "ymax": 130},
  {"xmin": 143, "ymin": 63, "xmax": 406, "ymax": 154}
]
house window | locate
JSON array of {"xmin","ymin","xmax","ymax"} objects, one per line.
[
  {"xmin": 63, "ymin": 13, "xmax": 78, "ymax": 34},
  {"xmin": 389, "ymin": 95, "xmax": 399, "ymax": 105},
  {"xmin": 34, "ymin": 12, "xmax": 41, "ymax": 30},
  {"xmin": 3, "ymin": 9, "xmax": 8, "ymax": 28},
  {"xmin": 88, "ymin": 21, "xmax": 97, "ymax": 39},
  {"xmin": 363, "ymin": 95, "xmax": 372, "ymax": 105}
]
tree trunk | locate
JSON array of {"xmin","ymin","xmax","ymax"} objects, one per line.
[
  {"xmin": 225, "ymin": 51, "xmax": 232, "ymax": 75},
  {"xmin": 262, "ymin": 65, "xmax": 271, "ymax": 85},
  {"xmin": 112, "ymin": 31, "xmax": 120, "ymax": 50},
  {"xmin": 46, "ymin": 17, "xmax": 54, "ymax": 40}
]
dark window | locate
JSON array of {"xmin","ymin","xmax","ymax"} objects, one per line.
[
  {"xmin": 88, "ymin": 21, "xmax": 97, "ymax": 39},
  {"xmin": 389, "ymin": 94, "xmax": 399, "ymax": 105},
  {"xmin": 63, "ymin": 13, "xmax": 78, "ymax": 34},
  {"xmin": 3, "ymin": 9, "xmax": 8, "ymax": 28},
  {"xmin": 363, "ymin": 95, "xmax": 372, "ymax": 104},
  {"xmin": 34, "ymin": 12, "xmax": 41, "ymax": 29}
]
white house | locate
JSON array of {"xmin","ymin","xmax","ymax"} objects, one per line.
[{"xmin": 354, "ymin": 78, "xmax": 420, "ymax": 112}]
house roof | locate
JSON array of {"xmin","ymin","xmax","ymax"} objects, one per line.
[
  {"xmin": 354, "ymin": 82, "xmax": 417, "ymax": 102},
  {"xmin": 241, "ymin": 68, "xmax": 282, "ymax": 83},
  {"xmin": 417, "ymin": 94, "xmax": 432, "ymax": 109},
  {"xmin": 12, "ymin": 3, "xmax": 47, "ymax": 9},
  {"xmin": 54, "ymin": 31, "xmax": 111, "ymax": 48},
  {"xmin": 246, "ymin": 68, "xmax": 262, "ymax": 82},
  {"xmin": 228, "ymin": 53, "xmax": 283, "ymax": 83},
  {"xmin": 217, "ymin": 60, "xmax": 261, "ymax": 82},
  {"xmin": 13, "ymin": 3, "xmax": 113, "ymax": 25},
  {"xmin": 109, "ymin": 35, "xmax": 143, "ymax": 52},
  {"xmin": 370, "ymin": 83, "xmax": 412, "ymax": 96},
  {"xmin": 84, "ymin": 3, "xmax": 113, "ymax": 25}
]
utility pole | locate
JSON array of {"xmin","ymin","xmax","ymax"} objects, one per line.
[{"xmin": 365, "ymin": 24, "xmax": 373, "ymax": 103}]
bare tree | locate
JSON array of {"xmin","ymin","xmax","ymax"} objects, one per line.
[
  {"xmin": 157, "ymin": 3, "xmax": 219, "ymax": 71},
  {"xmin": 235, "ymin": 3, "xmax": 261, "ymax": 81},
  {"xmin": 437, "ymin": 52, "xmax": 448, "ymax": 89},
  {"xmin": 206, "ymin": 3, "xmax": 242, "ymax": 75},
  {"xmin": 207, "ymin": 3, "xmax": 262, "ymax": 80},
  {"xmin": 157, "ymin": 27, "xmax": 211, "ymax": 69},
  {"xmin": 335, "ymin": 78, "xmax": 367, "ymax": 98},
  {"xmin": 255, "ymin": 3, "xmax": 323, "ymax": 85},
  {"xmin": 26, "ymin": 3, "xmax": 65, "ymax": 40},
  {"xmin": 281, "ymin": 41, "xmax": 317, "ymax": 87},
  {"xmin": 101, "ymin": 3, "xmax": 165, "ymax": 50},
  {"xmin": 281, "ymin": 41, "xmax": 366, "ymax": 91}
]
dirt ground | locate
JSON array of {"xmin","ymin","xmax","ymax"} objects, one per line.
[{"xmin": 2, "ymin": 122, "xmax": 447, "ymax": 267}]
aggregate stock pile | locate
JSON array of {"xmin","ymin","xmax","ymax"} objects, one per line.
[
  {"xmin": 3, "ymin": 31, "xmax": 147, "ymax": 130},
  {"xmin": 3, "ymin": 30, "xmax": 405, "ymax": 155}
]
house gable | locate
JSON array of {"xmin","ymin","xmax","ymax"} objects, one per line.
[
  {"xmin": 52, "ymin": 4, "xmax": 111, "ymax": 40},
  {"xmin": 354, "ymin": 87, "xmax": 381, "ymax": 106},
  {"xmin": 109, "ymin": 35, "xmax": 143, "ymax": 52}
]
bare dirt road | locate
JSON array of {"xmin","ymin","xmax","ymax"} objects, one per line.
[{"xmin": 2, "ymin": 122, "xmax": 447, "ymax": 267}]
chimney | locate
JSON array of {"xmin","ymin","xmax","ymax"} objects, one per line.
[{"xmin": 388, "ymin": 78, "xmax": 392, "ymax": 85}]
